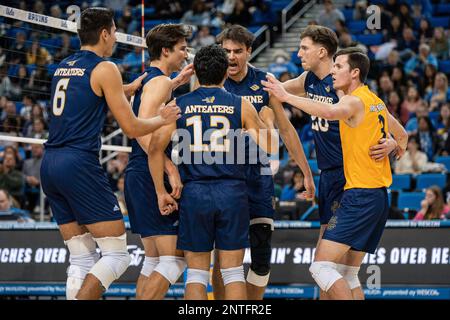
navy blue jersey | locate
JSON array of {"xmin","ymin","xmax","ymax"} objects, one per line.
[
  {"xmin": 45, "ymin": 50, "xmax": 107, "ymax": 153},
  {"xmin": 175, "ymin": 87, "xmax": 245, "ymax": 182},
  {"xmin": 304, "ymin": 72, "xmax": 342, "ymax": 170},
  {"xmin": 224, "ymin": 66, "xmax": 270, "ymax": 165},
  {"xmin": 126, "ymin": 66, "xmax": 169, "ymax": 173}
]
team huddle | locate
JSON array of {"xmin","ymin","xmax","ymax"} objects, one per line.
[{"xmin": 40, "ymin": 7, "xmax": 408, "ymax": 300}]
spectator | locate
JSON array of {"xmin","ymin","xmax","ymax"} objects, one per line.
[
  {"xmin": 0, "ymin": 188, "xmax": 33, "ymax": 222},
  {"xmin": 426, "ymin": 73, "xmax": 450, "ymax": 111},
  {"xmin": 190, "ymin": 26, "xmax": 216, "ymax": 50},
  {"xmin": 27, "ymin": 66, "xmax": 51, "ymax": 101},
  {"xmin": 54, "ymin": 33, "xmax": 72, "ymax": 62},
  {"xmin": 397, "ymin": 3, "xmax": 414, "ymax": 29},
  {"xmin": 338, "ymin": 30, "xmax": 367, "ymax": 53},
  {"xmin": 413, "ymin": 186, "xmax": 450, "ymax": 220},
  {"xmin": 7, "ymin": 31, "xmax": 27, "ymax": 65},
  {"xmin": 394, "ymin": 136, "xmax": 428, "ymax": 174},
  {"xmin": 417, "ymin": 116, "xmax": 441, "ymax": 160},
  {"xmin": 0, "ymin": 152, "xmax": 25, "ymax": 206},
  {"xmin": 417, "ymin": 18, "xmax": 433, "ymax": 42},
  {"xmin": 280, "ymin": 171, "xmax": 305, "ymax": 201},
  {"xmin": 252, "ymin": 1, "xmax": 277, "ymax": 26},
  {"xmin": 379, "ymin": 50, "xmax": 402, "ymax": 76},
  {"xmin": 225, "ymin": 0, "xmax": 252, "ymax": 26},
  {"xmin": 29, "ymin": 118, "xmax": 48, "ymax": 139},
  {"xmin": 23, "ymin": 144, "xmax": 43, "ymax": 213},
  {"xmin": 0, "ymin": 48, "xmax": 6, "ymax": 68},
  {"xmin": 430, "ymin": 27, "xmax": 449, "ymax": 60},
  {"xmin": 421, "ymin": 63, "xmax": 438, "ymax": 95},
  {"xmin": 404, "ymin": 44, "xmax": 438, "ymax": 80},
  {"xmin": 153, "ymin": 1, "xmax": 184, "ymax": 20},
  {"xmin": 49, "ymin": 4, "xmax": 62, "ymax": 19},
  {"xmin": 401, "ymin": 85, "xmax": 423, "ymax": 123},
  {"xmin": 436, "ymin": 103, "xmax": 450, "ymax": 142},
  {"xmin": 377, "ymin": 74, "xmax": 394, "ymax": 104},
  {"xmin": 391, "ymin": 66, "xmax": 407, "ymax": 95},
  {"xmin": 268, "ymin": 49, "xmax": 299, "ymax": 79},
  {"xmin": 9, "ymin": 65, "xmax": 29, "ymax": 100},
  {"xmin": 181, "ymin": 0, "xmax": 211, "ymax": 27},
  {"xmin": 317, "ymin": 0, "xmax": 345, "ymax": 30},
  {"xmin": 384, "ymin": 0, "xmax": 400, "ymax": 16},
  {"xmin": 384, "ymin": 15, "xmax": 403, "ymax": 42},
  {"xmin": 397, "ymin": 27, "xmax": 419, "ymax": 60},
  {"xmin": 387, "ymin": 91, "xmax": 406, "ymax": 122},
  {"xmin": 121, "ymin": 46, "xmax": 149, "ymax": 74},
  {"xmin": 334, "ymin": 19, "xmax": 347, "ymax": 38},
  {"xmin": 107, "ymin": 152, "xmax": 129, "ymax": 188},
  {"xmin": 20, "ymin": 94, "xmax": 34, "ymax": 123},
  {"xmin": 405, "ymin": 100, "xmax": 430, "ymax": 135},
  {"xmin": 353, "ymin": 0, "xmax": 368, "ymax": 20}
]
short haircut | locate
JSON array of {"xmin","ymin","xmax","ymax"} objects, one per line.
[
  {"xmin": 194, "ymin": 44, "xmax": 229, "ymax": 86},
  {"xmin": 300, "ymin": 25, "xmax": 338, "ymax": 57},
  {"xmin": 333, "ymin": 47, "xmax": 370, "ymax": 83},
  {"xmin": 146, "ymin": 24, "xmax": 191, "ymax": 61},
  {"xmin": 78, "ymin": 7, "xmax": 114, "ymax": 46},
  {"xmin": 216, "ymin": 25, "xmax": 255, "ymax": 49}
]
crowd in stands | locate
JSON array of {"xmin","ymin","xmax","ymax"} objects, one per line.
[{"xmin": 0, "ymin": 0, "xmax": 449, "ymax": 222}]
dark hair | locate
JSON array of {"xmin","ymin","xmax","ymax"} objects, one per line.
[
  {"xmin": 78, "ymin": 8, "xmax": 114, "ymax": 46},
  {"xmin": 333, "ymin": 47, "xmax": 370, "ymax": 83},
  {"xmin": 146, "ymin": 24, "xmax": 191, "ymax": 61},
  {"xmin": 300, "ymin": 25, "xmax": 338, "ymax": 57},
  {"xmin": 424, "ymin": 185, "xmax": 445, "ymax": 220},
  {"xmin": 216, "ymin": 25, "xmax": 255, "ymax": 49},
  {"xmin": 194, "ymin": 44, "xmax": 228, "ymax": 86}
]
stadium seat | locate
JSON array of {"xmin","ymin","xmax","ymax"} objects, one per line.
[
  {"xmin": 429, "ymin": 17, "xmax": 449, "ymax": 28},
  {"xmin": 438, "ymin": 60, "xmax": 450, "ymax": 75},
  {"xmin": 308, "ymin": 159, "xmax": 319, "ymax": 175},
  {"xmin": 354, "ymin": 33, "xmax": 384, "ymax": 46},
  {"xmin": 271, "ymin": 0, "xmax": 291, "ymax": 12},
  {"xmin": 390, "ymin": 174, "xmax": 412, "ymax": 191},
  {"xmin": 435, "ymin": 156, "xmax": 450, "ymax": 172},
  {"xmin": 415, "ymin": 173, "xmax": 447, "ymax": 190},
  {"xmin": 397, "ymin": 192, "xmax": 425, "ymax": 211},
  {"xmin": 435, "ymin": 4, "xmax": 450, "ymax": 16},
  {"xmin": 347, "ymin": 20, "xmax": 367, "ymax": 34},
  {"xmin": 342, "ymin": 8, "xmax": 353, "ymax": 21}
]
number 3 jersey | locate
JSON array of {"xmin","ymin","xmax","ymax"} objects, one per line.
[
  {"xmin": 175, "ymin": 87, "xmax": 245, "ymax": 183},
  {"xmin": 304, "ymin": 71, "xmax": 341, "ymax": 170},
  {"xmin": 341, "ymin": 85, "xmax": 392, "ymax": 189},
  {"xmin": 45, "ymin": 50, "xmax": 108, "ymax": 153}
]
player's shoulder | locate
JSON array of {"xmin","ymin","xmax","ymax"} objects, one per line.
[{"xmin": 249, "ymin": 65, "xmax": 268, "ymax": 80}]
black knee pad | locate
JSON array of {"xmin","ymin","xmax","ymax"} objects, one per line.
[{"xmin": 249, "ymin": 223, "xmax": 273, "ymax": 276}]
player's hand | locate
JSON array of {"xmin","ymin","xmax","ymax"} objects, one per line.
[
  {"xmin": 261, "ymin": 75, "xmax": 290, "ymax": 102},
  {"xmin": 259, "ymin": 106, "xmax": 275, "ymax": 124},
  {"xmin": 167, "ymin": 169, "xmax": 183, "ymax": 200},
  {"xmin": 160, "ymin": 100, "xmax": 181, "ymax": 124},
  {"xmin": 369, "ymin": 138, "xmax": 397, "ymax": 162},
  {"xmin": 127, "ymin": 72, "xmax": 147, "ymax": 96},
  {"xmin": 172, "ymin": 63, "xmax": 194, "ymax": 88},
  {"xmin": 157, "ymin": 193, "xmax": 178, "ymax": 215},
  {"xmin": 393, "ymin": 145, "xmax": 406, "ymax": 160},
  {"xmin": 300, "ymin": 174, "xmax": 315, "ymax": 201}
]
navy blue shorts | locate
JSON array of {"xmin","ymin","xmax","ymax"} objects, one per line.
[
  {"xmin": 124, "ymin": 170, "xmax": 179, "ymax": 238},
  {"xmin": 177, "ymin": 179, "xmax": 249, "ymax": 252},
  {"xmin": 40, "ymin": 148, "xmax": 122, "ymax": 225},
  {"xmin": 246, "ymin": 164, "xmax": 275, "ymax": 220},
  {"xmin": 318, "ymin": 167, "xmax": 346, "ymax": 225},
  {"xmin": 322, "ymin": 188, "xmax": 389, "ymax": 254}
]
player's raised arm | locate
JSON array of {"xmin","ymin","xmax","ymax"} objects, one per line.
[
  {"xmin": 148, "ymin": 121, "xmax": 179, "ymax": 215},
  {"xmin": 242, "ymin": 98, "xmax": 278, "ymax": 154},
  {"xmin": 269, "ymin": 95, "xmax": 315, "ymax": 199},
  {"xmin": 282, "ymin": 71, "xmax": 308, "ymax": 97},
  {"xmin": 263, "ymin": 74, "xmax": 362, "ymax": 122},
  {"xmin": 93, "ymin": 61, "xmax": 180, "ymax": 138}
]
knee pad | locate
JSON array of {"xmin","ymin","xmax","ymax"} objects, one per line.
[
  {"xmin": 185, "ymin": 269, "xmax": 210, "ymax": 287},
  {"xmin": 64, "ymin": 233, "xmax": 99, "ymax": 300},
  {"xmin": 89, "ymin": 233, "xmax": 131, "ymax": 291},
  {"xmin": 248, "ymin": 218, "xmax": 273, "ymax": 286},
  {"xmin": 154, "ymin": 256, "xmax": 186, "ymax": 284},
  {"xmin": 141, "ymin": 257, "xmax": 159, "ymax": 277},
  {"xmin": 220, "ymin": 266, "xmax": 245, "ymax": 286},
  {"xmin": 337, "ymin": 264, "xmax": 361, "ymax": 289},
  {"xmin": 309, "ymin": 261, "xmax": 343, "ymax": 292}
]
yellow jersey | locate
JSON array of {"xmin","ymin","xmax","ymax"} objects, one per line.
[{"xmin": 340, "ymin": 85, "xmax": 392, "ymax": 190}]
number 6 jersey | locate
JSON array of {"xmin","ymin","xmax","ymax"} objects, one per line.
[
  {"xmin": 46, "ymin": 50, "xmax": 107, "ymax": 153},
  {"xmin": 304, "ymin": 71, "xmax": 341, "ymax": 170}
]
